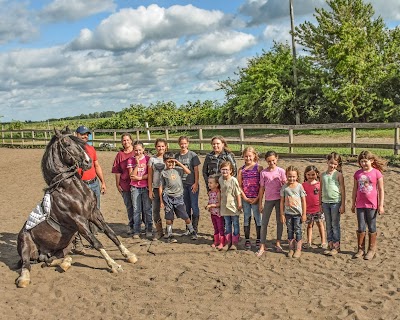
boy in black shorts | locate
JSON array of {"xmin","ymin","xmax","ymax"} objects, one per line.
[{"xmin": 159, "ymin": 152, "xmax": 197, "ymax": 242}]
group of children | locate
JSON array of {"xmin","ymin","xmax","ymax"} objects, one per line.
[{"xmin": 123, "ymin": 134, "xmax": 386, "ymax": 260}]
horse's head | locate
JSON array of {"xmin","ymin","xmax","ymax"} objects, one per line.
[
  {"xmin": 54, "ymin": 128, "xmax": 92, "ymax": 171},
  {"xmin": 41, "ymin": 127, "xmax": 93, "ymax": 187}
]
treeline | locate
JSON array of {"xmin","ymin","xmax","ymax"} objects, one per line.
[{"xmin": 5, "ymin": 0, "xmax": 400, "ymax": 131}]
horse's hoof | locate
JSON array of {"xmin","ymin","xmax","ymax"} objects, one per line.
[
  {"xmin": 16, "ymin": 278, "xmax": 30, "ymax": 288},
  {"xmin": 111, "ymin": 265, "xmax": 123, "ymax": 273},
  {"xmin": 127, "ymin": 254, "xmax": 138, "ymax": 264}
]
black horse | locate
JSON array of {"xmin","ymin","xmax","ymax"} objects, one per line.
[{"xmin": 16, "ymin": 128, "xmax": 137, "ymax": 288}]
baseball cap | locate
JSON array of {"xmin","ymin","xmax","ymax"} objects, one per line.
[{"xmin": 76, "ymin": 126, "xmax": 91, "ymax": 134}]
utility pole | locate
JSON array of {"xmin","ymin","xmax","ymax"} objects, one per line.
[{"xmin": 290, "ymin": 0, "xmax": 300, "ymax": 125}]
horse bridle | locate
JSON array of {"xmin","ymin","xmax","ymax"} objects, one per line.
[{"xmin": 45, "ymin": 134, "xmax": 87, "ymax": 192}]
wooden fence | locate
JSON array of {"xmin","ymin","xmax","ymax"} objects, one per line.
[{"xmin": 1, "ymin": 123, "xmax": 399, "ymax": 157}]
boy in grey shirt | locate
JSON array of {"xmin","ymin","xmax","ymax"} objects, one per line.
[{"xmin": 159, "ymin": 152, "xmax": 197, "ymax": 242}]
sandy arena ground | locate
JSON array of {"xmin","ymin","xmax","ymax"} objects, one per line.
[{"xmin": 0, "ymin": 147, "xmax": 399, "ymax": 319}]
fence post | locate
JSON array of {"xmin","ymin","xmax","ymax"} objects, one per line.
[
  {"xmin": 351, "ymin": 127, "xmax": 356, "ymax": 155},
  {"xmin": 136, "ymin": 130, "xmax": 140, "ymax": 141},
  {"xmin": 288, "ymin": 128, "xmax": 293, "ymax": 154},
  {"xmin": 21, "ymin": 131, "xmax": 24, "ymax": 145},
  {"xmin": 113, "ymin": 131, "xmax": 117, "ymax": 143},
  {"xmin": 11, "ymin": 131, "xmax": 13, "ymax": 145},
  {"xmin": 239, "ymin": 127, "xmax": 245, "ymax": 152},
  {"xmin": 32, "ymin": 131, "xmax": 35, "ymax": 146},
  {"xmin": 1, "ymin": 125, "xmax": 4, "ymax": 144},
  {"xmin": 145, "ymin": 122, "xmax": 151, "ymax": 141},
  {"xmin": 199, "ymin": 128, "xmax": 204, "ymax": 152},
  {"xmin": 395, "ymin": 127, "xmax": 399, "ymax": 156},
  {"xmin": 165, "ymin": 129, "xmax": 169, "ymax": 141}
]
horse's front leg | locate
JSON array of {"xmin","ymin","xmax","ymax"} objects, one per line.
[
  {"xmin": 16, "ymin": 231, "xmax": 35, "ymax": 288},
  {"xmin": 97, "ymin": 218, "xmax": 138, "ymax": 264},
  {"xmin": 77, "ymin": 223, "xmax": 123, "ymax": 273}
]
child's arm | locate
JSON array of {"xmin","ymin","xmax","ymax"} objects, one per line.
[
  {"xmin": 280, "ymin": 196, "xmax": 286, "ymax": 224},
  {"xmin": 148, "ymin": 164, "xmax": 154, "ymax": 199},
  {"xmin": 319, "ymin": 176, "xmax": 324, "ymax": 213},
  {"xmin": 192, "ymin": 165, "xmax": 199, "ymax": 193},
  {"xmin": 301, "ymin": 195, "xmax": 307, "ymax": 222},
  {"xmin": 377, "ymin": 176, "xmax": 384, "ymax": 214},
  {"xmin": 174, "ymin": 159, "xmax": 191, "ymax": 174},
  {"xmin": 351, "ymin": 178, "xmax": 357, "ymax": 213},
  {"xmin": 258, "ymin": 186, "xmax": 265, "ymax": 213},
  {"xmin": 159, "ymin": 185, "xmax": 164, "ymax": 208},
  {"xmin": 338, "ymin": 172, "xmax": 346, "ymax": 214}
]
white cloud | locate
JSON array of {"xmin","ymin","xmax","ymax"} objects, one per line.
[
  {"xmin": 188, "ymin": 81, "xmax": 219, "ymax": 94},
  {"xmin": 0, "ymin": 1, "xmax": 39, "ymax": 44},
  {"xmin": 186, "ymin": 31, "xmax": 256, "ymax": 58},
  {"xmin": 262, "ymin": 23, "xmax": 291, "ymax": 44},
  {"xmin": 69, "ymin": 4, "xmax": 226, "ymax": 50},
  {"xmin": 372, "ymin": 0, "xmax": 400, "ymax": 21},
  {"xmin": 39, "ymin": 0, "xmax": 116, "ymax": 22}
]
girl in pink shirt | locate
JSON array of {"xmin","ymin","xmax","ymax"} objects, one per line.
[
  {"xmin": 256, "ymin": 151, "xmax": 286, "ymax": 257},
  {"xmin": 302, "ymin": 165, "xmax": 327, "ymax": 250},
  {"xmin": 351, "ymin": 150, "xmax": 385, "ymax": 260}
]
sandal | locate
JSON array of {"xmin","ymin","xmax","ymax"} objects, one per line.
[
  {"xmin": 255, "ymin": 249, "xmax": 265, "ymax": 257},
  {"xmin": 274, "ymin": 245, "xmax": 283, "ymax": 253}
]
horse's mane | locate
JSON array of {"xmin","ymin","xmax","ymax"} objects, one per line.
[{"xmin": 41, "ymin": 128, "xmax": 86, "ymax": 186}]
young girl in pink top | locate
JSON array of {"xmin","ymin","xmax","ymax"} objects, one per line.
[
  {"xmin": 238, "ymin": 147, "xmax": 263, "ymax": 250},
  {"xmin": 302, "ymin": 165, "xmax": 327, "ymax": 249},
  {"xmin": 127, "ymin": 141, "xmax": 152, "ymax": 239},
  {"xmin": 205, "ymin": 174, "xmax": 223, "ymax": 249},
  {"xmin": 256, "ymin": 151, "xmax": 286, "ymax": 257},
  {"xmin": 351, "ymin": 150, "xmax": 385, "ymax": 260}
]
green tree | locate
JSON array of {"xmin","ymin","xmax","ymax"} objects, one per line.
[
  {"xmin": 218, "ymin": 42, "xmax": 314, "ymax": 124},
  {"xmin": 295, "ymin": 0, "xmax": 397, "ymax": 122}
]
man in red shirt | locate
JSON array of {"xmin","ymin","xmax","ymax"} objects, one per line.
[{"xmin": 72, "ymin": 126, "xmax": 107, "ymax": 253}]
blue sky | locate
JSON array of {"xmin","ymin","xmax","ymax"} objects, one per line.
[{"xmin": 1, "ymin": 0, "xmax": 399, "ymax": 122}]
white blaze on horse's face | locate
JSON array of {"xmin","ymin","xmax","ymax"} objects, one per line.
[{"xmin": 81, "ymin": 149, "xmax": 92, "ymax": 170}]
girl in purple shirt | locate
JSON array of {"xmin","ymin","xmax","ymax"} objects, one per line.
[{"xmin": 351, "ymin": 150, "xmax": 385, "ymax": 260}]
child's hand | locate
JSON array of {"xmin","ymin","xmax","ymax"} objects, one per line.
[
  {"xmin": 205, "ymin": 204, "xmax": 210, "ymax": 210},
  {"xmin": 340, "ymin": 205, "xmax": 345, "ymax": 214},
  {"xmin": 280, "ymin": 214, "xmax": 286, "ymax": 224},
  {"xmin": 259, "ymin": 204, "xmax": 264, "ymax": 213},
  {"xmin": 351, "ymin": 204, "xmax": 355, "ymax": 213},
  {"xmin": 378, "ymin": 205, "xmax": 384, "ymax": 215},
  {"xmin": 160, "ymin": 202, "xmax": 164, "ymax": 209},
  {"xmin": 149, "ymin": 189, "xmax": 154, "ymax": 200},
  {"xmin": 301, "ymin": 214, "xmax": 306, "ymax": 223}
]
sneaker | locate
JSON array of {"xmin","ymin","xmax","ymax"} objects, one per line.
[
  {"xmin": 245, "ymin": 240, "xmax": 251, "ymax": 250},
  {"xmin": 132, "ymin": 234, "xmax": 140, "ymax": 239},
  {"xmin": 255, "ymin": 239, "xmax": 261, "ymax": 249},
  {"xmin": 182, "ymin": 229, "xmax": 190, "ymax": 236},
  {"xmin": 191, "ymin": 231, "xmax": 198, "ymax": 240},
  {"xmin": 146, "ymin": 231, "xmax": 153, "ymax": 239},
  {"xmin": 302, "ymin": 242, "xmax": 311, "ymax": 250},
  {"xmin": 168, "ymin": 235, "xmax": 178, "ymax": 243},
  {"xmin": 127, "ymin": 227, "xmax": 135, "ymax": 235},
  {"xmin": 320, "ymin": 243, "xmax": 328, "ymax": 249}
]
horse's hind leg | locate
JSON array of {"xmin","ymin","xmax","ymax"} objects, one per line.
[{"xmin": 95, "ymin": 215, "xmax": 138, "ymax": 264}]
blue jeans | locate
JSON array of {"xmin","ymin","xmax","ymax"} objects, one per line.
[
  {"xmin": 285, "ymin": 214, "xmax": 302, "ymax": 241},
  {"xmin": 183, "ymin": 184, "xmax": 200, "ymax": 219},
  {"xmin": 152, "ymin": 188, "xmax": 162, "ymax": 223},
  {"xmin": 322, "ymin": 202, "xmax": 341, "ymax": 243},
  {"xmin": 356, "ymin": 208, "xmax": 377, "ymax": 233},
  {"xmin": 224, "ymin": 216, "xmax": 240, "ymax": 236},
  {"xmin": 131, "ymin": 187, "xmax": 153, "ymax": 234},
  {"xmin": 87, "ymin": 178, "xmax": 101, "ymax": 209},
  {"xmin": 242, "ymin": 200, "xmax": 261, "ymax": 226},
  {"xmin": 122, "ymin": 190, "xmax": 134, "ymax": 228}
]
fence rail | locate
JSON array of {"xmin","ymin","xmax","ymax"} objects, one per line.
[{"xmin": 1, "ymin": 123, "xmax": 400, "ymax": 157}]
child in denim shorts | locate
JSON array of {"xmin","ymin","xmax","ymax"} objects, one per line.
[
  {"xmin": 302, "ymin": 165, "xmax": 327, "ymax": 249},
  {"xmin": 159, "ymin": 152, "xmax": 197, "ymax": 243}
]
